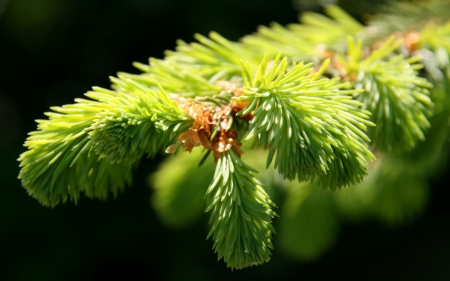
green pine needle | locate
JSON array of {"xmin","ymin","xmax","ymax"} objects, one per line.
[
  {"xmin": 89, "ymin": 85, "xmax": 192, "ymax": 164},
  {"xmin": 18, "ymin": 98, "xmax": 133, "ymax": 207},
  {"xmin": 117, "ymin": 58, "xmax": 222, "ymax": 98},
  {"xmin": 236, "ymin": 54, "xmax": 375, "ymax": 189},
  {"xmin": 205, "ymin": 150, "xmax": 276, "ymax": 270},
  {"xmin": 16, "ymin": 1, "xmax": 449, "ymax": 269},
  {"xmin": 241, "ymin": 5, "xmax": 363, "ymax": 60},
  {"xmin": 368, "ymin": 0, "xmax": 450, "ymax": 41},
  {"xmin": 165, "ymin": 32, "xmax": 250, "ymax": 79},
  {"xmin": 341, "ymin": 36, "xmax": 434, "ymax": 151},
  {"xmin": 291, "ymin": 4, "xmax": 364, "ymax": 46},
  {"xmin": 18, "ymin": 84, "xmax": 192, "ymax": 206}
]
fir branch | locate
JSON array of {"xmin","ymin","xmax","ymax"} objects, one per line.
[
  {"xmin": 17, "ymin": 1, "xmax": 450, "ymax": 269},
  {"xmin": 418, "ymin": 20, "xmax": 450, "ymax": 77},
  {"xmin": 116, "ymin": 59, "xmax": 222, "ymax": 98},
  {"xmin": 289, "ymin": 4, "xmax": 364, "ymax": 46},
  {"xmin": 18, "ymin": 97, "xmax": 133, "ymax": 207},
  {"xmin": 205, "ymin": 149, "xmax": 276, "ymax": 270},
  {"xmin": 89, "ymin": 85, "xmax": 193, "ymax": 164},
  {"xmin": 241, "ymin": 5, "xmax": 363, "ymax": 61},
  {"xmin": 18, "ymin": 84, "xmax": 192, "ymax": 206},
  {"xmin": 340, "ymin": 37, "xmax": 434, "ymax": 151},
  {"xmin": 368, "ymin": 0, "xmax": 450, "ymax": 41},
  {"xmin": 164, "ymin": 32, "xmax": 252, "ymax": 79},
  {"xmin": 419, "ymin": 21, "xmax": 450, "ymax": 52},
  {"xmin": 236, "ymin": 54, "xmax": 375, "ymax": 189},
  {"xmin": 241, "ymin": 22, "xmax": 317, "ymax": 61}
]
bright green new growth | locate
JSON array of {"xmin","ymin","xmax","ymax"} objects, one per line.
[
  {"xmin": 241, "ymin": 4, "xmax": 364, "ymax": 61},
  {"xmin": 18, "ymin": 97, "xmax": 133, "ymax": 207},
  {"xmin": 18, "ymin": 2, "xmax": 447, "ymax": 270},
  {"xmin": 340, "ymin": 37, "xmax": 433, "ymax": 151},
  {"xmin": 120, "ymin": 32, "xmax": 251, "ymax": 96},
  {"xmin": 237, "ymin": 54, "xmax": 375, "ymax": 189},
  {"xmin": 18, "ymin": 85, "xmax": 191, "ymax": 206},
  {"xmin": 89, "ymin": 85, "xmax": 192, "ymax": 164},
  {"xmin": 205, "ymin": 150, "xmax": 276, "ymax": 270}
]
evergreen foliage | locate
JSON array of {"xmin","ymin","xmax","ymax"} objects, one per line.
[
  {"xmin": 237, "ymin": 54, "xmax": 374, "ymax": 188},
  {"xmin": 89, "ymin": 85, "xmax": 192, "ymax": 164},
  {"xmin": 205, "ymin": 150, "xmax": 276, "ymax": 269},
  {"xmin": 18, "ymin": 97, "xmax": 134, "ymax": 207},
  {"xmin": 18, "ymin": 1, "xmax": 450, "ymax": 269},
  {"xmin": 340, "ymin": 36, "xmax": 433, "ymax": 151}
]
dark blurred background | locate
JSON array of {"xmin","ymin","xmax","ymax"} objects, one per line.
[{"xmin": 0, "ymin": 0, "xmax": 449, "ymax": 280}]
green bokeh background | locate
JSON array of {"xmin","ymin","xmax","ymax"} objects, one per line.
[{"xmin": 1, "ymin": 0, "xmax": 449, "ymax": 280}]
